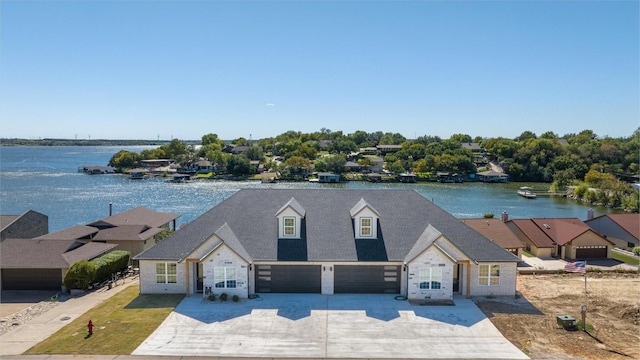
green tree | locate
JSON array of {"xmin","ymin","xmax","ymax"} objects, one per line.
[
  {"xmin": 379, "ymin": 132, "xmax": 406, "ymax": 145},
  {"xmin": 245, "ymin": 146, "xmax": 264, "ymax": 161},
  {"xmin": 282, "ymin": 156, "xmax": 313, "ymax": 180},
  {"xmin": 226, "ymin": 155, "xmax": 252, "ymax": 176},
  {"xmin": 387, "ymin": 160, "xmax": 405, "ymax": 174},
  {"xmin": 108, "ymin": 150, "xmax": 140, "ymax": 170},
  {"xmin": 323, "ymin": 154, "xmax": 348, "ymax": 174},
  {"xmin": 328, "ymin": 138, "xmax": 357, "ymax": 154},
  {"xmin": 202, "ymin": 133, "xmax": 224, "ymax": 147},
  {"xmin": 450, "ymin": 133, "xmax": 472, "ymax": 143},
  {"xmin": 232, "ymin": 137, "xmax": 250, "ymax": 146}
]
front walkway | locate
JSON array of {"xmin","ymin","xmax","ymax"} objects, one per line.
[{"xmin": 133, "ymin": 293, "xmax": 528, "ymax": 359}]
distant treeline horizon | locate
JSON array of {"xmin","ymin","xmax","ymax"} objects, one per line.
[{"xmin": 1, "ymin": 127, "xmax": 637, "ymax": 147}]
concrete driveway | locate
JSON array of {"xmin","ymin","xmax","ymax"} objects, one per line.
[{"xmin": 133, "ymin": 294, "xmax": 528, "ymax": 359}]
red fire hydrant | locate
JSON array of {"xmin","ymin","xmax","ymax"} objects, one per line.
[{"xmin": 87, "ymin": 320, "xmax": 93, "ymax": 336}]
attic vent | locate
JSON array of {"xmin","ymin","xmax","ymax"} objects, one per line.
[{"xmin": 543, "ymin": 223, "xmax": 551, "ymax": 229}]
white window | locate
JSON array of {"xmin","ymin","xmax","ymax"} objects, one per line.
[
  {"xmin": 156, "ymin": 262, "xmax": 177, "ymax": 284},
  {"xmin": 479, "ymin": 264, "xmax": 500, "ymax": 286},
  {"xmin": 360, "ymin": 217, "xmax": 373, "ymax": 237},
  {"xmin": 283, "ymin": 217, "xmax": 296, "ymax": 236},
  {"xmin": 214, "ymin": 266, "xmax": 237, "ymax": 289},
  {"xmin": 418, "ymin": 267, "xmax": 442, "ymax": 290}
]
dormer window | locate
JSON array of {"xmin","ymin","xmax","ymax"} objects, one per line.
[
  {"xmin": 360, "ymin": 217, "xmax": 373, "ymax": 237},
  {"xmin": 283, "ymin": 217, "xmax": 296, "ymax": 236},
  {"xmin": 350, "ymin": 198, "xmax": 380, "ymax": 239},
  {"xmin": 276, "ymin": 197, "xmax": 305, "ymax": 239}
]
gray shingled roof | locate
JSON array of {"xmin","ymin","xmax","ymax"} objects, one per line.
[
  {"xmin": 135, "ymin": 189, "xmax": 517, "ymax": 263},
  {"xmin": 1, "ymin": 239, "xmax": 116, "ymax": 269},
  {"xmin": 90, "ymin": 207, "xmax": 179, "ymax": 228},
  {"xmin": 36, "ymin": 225, "xmax": 99, "ymax": 240},
  {"xmin": 92, "ymin": 225, "xmax": 163, "ymax": 241}
]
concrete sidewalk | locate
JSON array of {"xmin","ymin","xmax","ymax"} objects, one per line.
[{"xmin": 0, "ymin": 279, "xmax": 139, "ymax": 356}]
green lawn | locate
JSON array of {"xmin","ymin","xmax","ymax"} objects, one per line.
[
  {"xmin": 25, "ymin": 286, "xmax": 184, "ymax": 355},
  {"xmin": 612, "ymin": 251, "xmax": 640, "ymax": 266}
]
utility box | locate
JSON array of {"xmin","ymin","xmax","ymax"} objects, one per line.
[{"xmin": 557, "ymin": 315, "xmax": 577, "ymax": 329}]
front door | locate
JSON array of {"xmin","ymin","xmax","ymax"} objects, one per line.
[
  {"xmin": 196, "ymin": 263, "xmax": 204, "ymax": 293},
  {"xmin": 453, "ymin": 264, "xmax": 461, "ymax": 293}
]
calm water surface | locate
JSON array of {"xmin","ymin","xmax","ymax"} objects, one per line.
[{"xmin": 0, "ymin": 146, "xmax": 620, "ymax": 232}]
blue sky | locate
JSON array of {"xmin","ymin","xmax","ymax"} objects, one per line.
[{"xmin": 1, "ymin": 1, "xmax": 638, "ymax": 141}]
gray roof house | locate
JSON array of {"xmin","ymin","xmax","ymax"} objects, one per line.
[
  {"xmin": 1, "ymin": 210, "xmax": 48, "ymax": 242},
  {"xmin": 1, "ymin": 239, "xmax": 116, "ymax": 290},
  {"xmin": 135, "ymin": 189, "xmax": 518, "ymax": 301}
]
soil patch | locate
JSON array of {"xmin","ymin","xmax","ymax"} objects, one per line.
[{"xmin": 475, "ymin": 273, "xmax": 640, "ymax": 360}]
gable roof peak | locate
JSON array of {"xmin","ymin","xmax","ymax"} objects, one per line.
[
  {"xmin": 349, "ymin": 197, "xmax": 381, "ymax": 218},
  {"xmin": 404, "ymin": 224, "xmax": 442, "ymax": 263},
  {"xmin": 275, "ymin": 197, "xmax": 306, "ymax": 217},
  {"xmin": 212, "ymin": 223, "xmax": 253, "ymax": 263}
]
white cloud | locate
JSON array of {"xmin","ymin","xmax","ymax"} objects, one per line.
[{"xmin": 266, "ymin": 103, "xmax": 275, "ymax": 107}]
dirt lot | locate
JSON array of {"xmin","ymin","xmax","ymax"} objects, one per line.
[{"xmin": 475, "ymin": 272, "xmax": 640, "ymax": 360}]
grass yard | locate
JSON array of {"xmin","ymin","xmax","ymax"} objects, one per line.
[
  {"xmin": 25, "ymin": 286, "xmax": 184, "ymax": 355},
  {"xmin": 612, "ymin": 251, "xmax": 640, "ymax": 265}
]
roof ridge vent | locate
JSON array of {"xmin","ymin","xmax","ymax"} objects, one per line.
[{"xmin": 543, "ymin": 223, "xmax": 551, "ymax": 229}]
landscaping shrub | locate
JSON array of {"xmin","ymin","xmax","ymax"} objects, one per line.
[
  {"xmin": 220, "ymin": 293, "xmax": 228, "ymax": 302},
  {"xmin": 232, "ymin": 295, "xmax": 239, "ymax": 302},
  {"xmin": 208, "ymin": 294, "xmax": 216, "ymax": 301},
  {"xmin": 90, "ymin": 250, "xmax": 130, "ymax": 284},
  {"xmin": 64, "ymin": 250, "xmax": 130, "ymax": 289},
  {"xmin": 64, "ymin": 260, "xmax": 97, "ymax": 290},
  {"xmin": 633, "ymin": 247, "xmax": 640, "ymax": 256}
]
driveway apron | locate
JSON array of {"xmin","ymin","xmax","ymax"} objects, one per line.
[{"xmin": 133, "ymin": 294, "xmax": 528, "ymax": 359}]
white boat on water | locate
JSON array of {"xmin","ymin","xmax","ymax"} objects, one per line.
[{"xmin": 517, "ymin": 186, "xmax": 537, "ymax": 199}]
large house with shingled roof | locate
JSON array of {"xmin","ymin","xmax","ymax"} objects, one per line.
[{"xmin": 134, "ymin": 189, "xmax": 519, "ymax": 301}]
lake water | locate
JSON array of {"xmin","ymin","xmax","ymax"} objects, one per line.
[{"xmin": 0, "ymin": 146, "xmax": 620, "ymax": 232}]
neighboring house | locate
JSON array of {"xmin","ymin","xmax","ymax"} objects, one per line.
[
  {"xmin": 87, "ymin": 207, "xmax": 180, "ymax": 257},
  {"xmin": 89, "ymin": 206, "xmax": 179, "ymax": 231},
  {"xmin": 92, "ymin": 225, "xmax": 165, "ymax": 258},
  {"xmin": 141, "ymin": 159, "xmax": 175, "ymax": 168},
  {"xmin": 508, "ymin": 218, "xmax": 613, "ymax": 259},
  {"xmin": 1, "ymin": 210, "xmax": 49, "ymax": 242},
  {"xmin": 194, "ymin": 160, "xmax": 213, "ymax": 173},
  {"xmin": 134, "ymin": 189, "xmax": 519, "ymax": 301},
  {"xmin": 0, "ymin": 239, "xmax": 116, "ymax": 290},
  {"xmin": 461, "ymin": 218, "xmax": 525, "ymax": 259},
  {"xmin": 586, "ymin": 213, "xmax": 640, "ymax": 250},
  {"xmin": 461, "ymin": 143, "xmax": 483, "ymax": 153},
  {"xmin": 369, "ymin": 156, "xmax": 384, "ymax": 173},
  {"xmin": 250, "ymin": 160, "xmax": 264, "ymax": 173},
  {"xmin": 0, "ymin": 207, "xmax": 179, "ymax": 290},
  {"xmin": 376, "ymin": 144, "xmax": 402, "ymax": 155},
  {"xmin": 476, "ymin": 170, "xmax": 508, "ymax": 183},
  {"xmin": 317, "ymin": 173, "xmax": 340, "ymax": 183},
  {"xmin": 344, "ymin": 161, "xmax": 361, "ymax": 172}
]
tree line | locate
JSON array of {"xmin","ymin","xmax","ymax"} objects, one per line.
[{"xmin": 108, "ymin": 128, "xmax": 639, "ymax": 211}]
